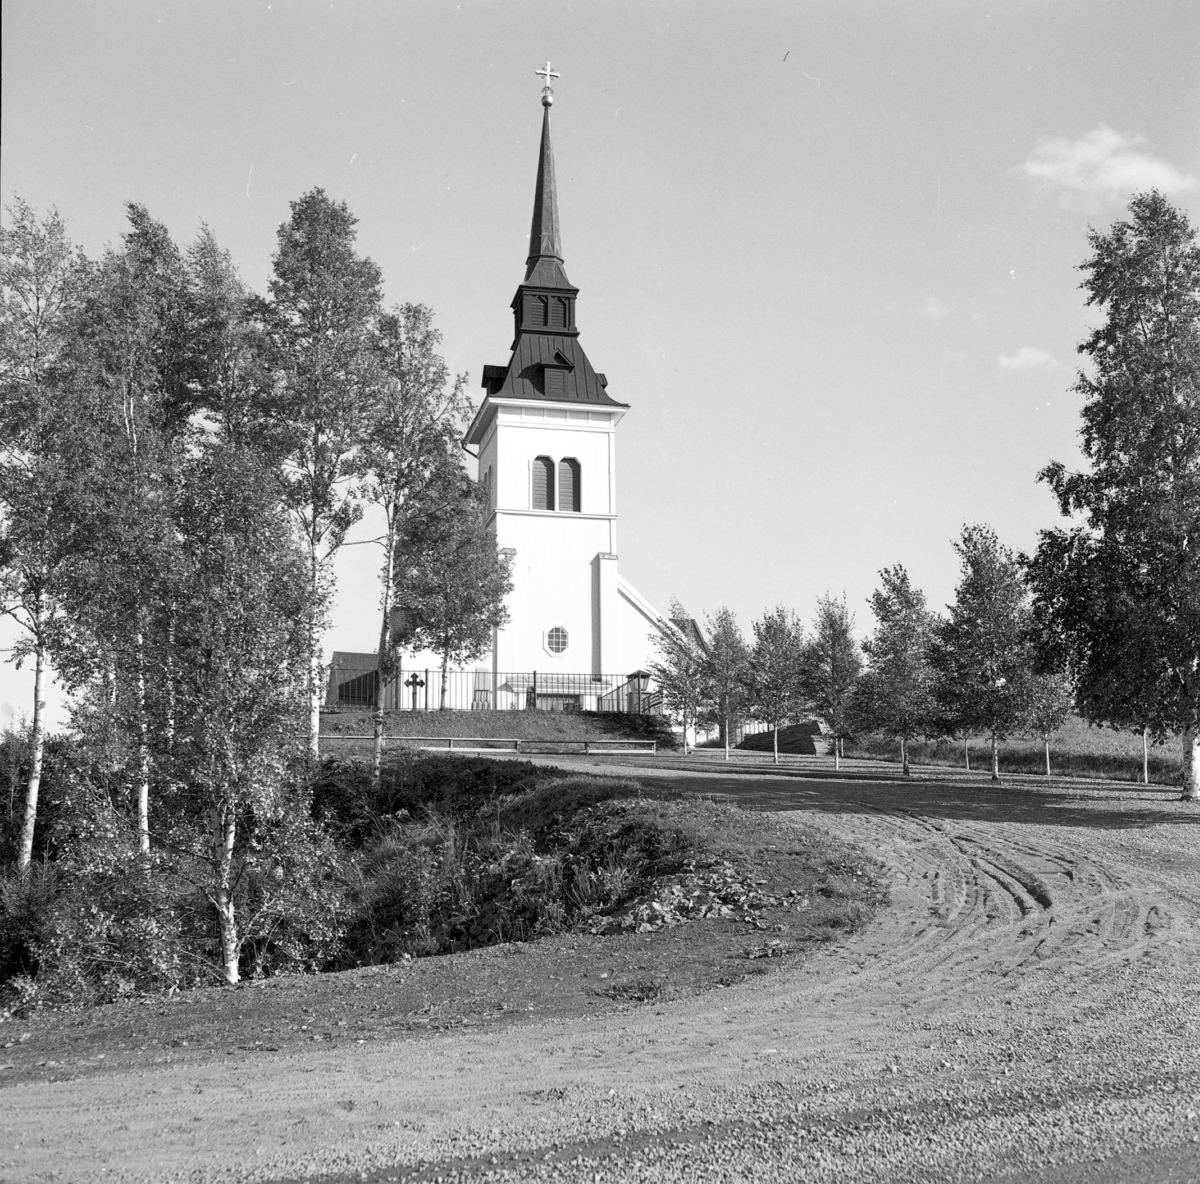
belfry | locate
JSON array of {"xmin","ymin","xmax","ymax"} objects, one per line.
[{"xmin": 462, "ymin": 68, "xmax": 666, "ymax": 710}]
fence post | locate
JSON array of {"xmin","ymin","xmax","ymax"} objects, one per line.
[{"xmin": 425, "ymin": 669, "xmax": 430, "ymax": 712}]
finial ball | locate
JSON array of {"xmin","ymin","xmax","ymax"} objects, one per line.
[{"xmin": 542, "ymin": 91, "xmax": 553, "ymax": 107}]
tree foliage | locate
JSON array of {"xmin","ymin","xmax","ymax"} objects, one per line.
[
  {"xmin": 394, "ymin": 459, "xmax": 512, "ymax": 709},
  {"xmin": 260, "ymin": 189, "xmax": 383, "ymax": 754},
  {"xmin": 932, "ymin": 526, "xmax": 1037, "ymax": 781},
  {"xmin": 803, "ymin": 594, "xmax": 861, "ymax": 765},
  {"xmin": 648, "ymin": 600, "xmax": 710, "ymax": 755},
  {"xmin": 360, "ymin": 303, "xmax": 470, "ymax": 779},
  {"xmin": 746, "ymin": 606, "xmax": 807, "ymax": 764},
  {"xmin": 702, "ymin": 607, "xmax": 750, "ymax": 760},
  {"xmin": 0, "ymin": 200, "xmax": 81, "ymax": 871},
  {"xmin": 853, "ymin": 566, "xmax": 938, "ymax": 776},
  {"xmin": 1026, "ymin": 191, "xmax": 1200, "ymax": 799}
]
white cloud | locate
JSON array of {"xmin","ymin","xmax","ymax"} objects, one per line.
[
  {"xmin": 916, "ymin": 296, "xmax": 950, "ymax": 321},
  {"xmin": 1023, "ymin": 125, "xmax": 1196, "ymax": 208},
  {"xmin": 999, "ymin": 347, "xmax": 1059, "ymax": 372}
]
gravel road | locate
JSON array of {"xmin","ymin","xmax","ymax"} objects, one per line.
[{"xmin": 4, "ymin": 768, "xmax": 1198, "ymax": 1183}]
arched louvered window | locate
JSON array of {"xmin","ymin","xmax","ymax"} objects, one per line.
[
  {"xmin": 531, "ymin": 456, "xmax": 555, "ymax": 510},
  {"xmin": 534, "ymin": 294, "xmax": 549, "ymax": 326},
  {"xmin": 550, "ymin": 297, "xmax": 568, "ymax": 329},
  {"xmin": 558, "ymin": 458, "xmax": 580, "ymax": 512}
]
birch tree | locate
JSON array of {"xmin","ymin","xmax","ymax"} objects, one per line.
[
  {"xmin": 747, "ymin": 606, "xmax": 807, "ymax": 764},
  {"xmin": 58, "ymin": 205, "xmax": 193, "ymax": 852},
  {"xmin": 0, "ymin": 200, "xmax": 80, "ymax": 872},
  {"xmin": 649, "ymin": 600, "xmax": 710, "ymax": 755},
  {"xmin": 804, "ymin": 593, "xmax": 862, "ymax": 768},
  {"xmin": 166, "ymin": 442, "xmax": 312, "ymax": 983},
  {"xmin": 260, "ymin": 189, "xmax": 382, "ymax": 757},
  {"xmin": 932, "ymin": 526, "xmax": 1036, "ymax": 782},
  {"xmin": 1026, "ymin": 191, "xmax": 1200, "ymax": 801},
  {"xmin": 853, "ymin": 566, "xmax": 938, "ymax": 777},
  {"xmin": 360, "ymin": 304, "xmax": 470, "ymax": 781},
  {"xmin": 394, "ymin": 460, "xmax": 511, "ymax": 710},
  {"xmin": 703, "ymin": 607, "xmax": 750, "ymax": 761}
]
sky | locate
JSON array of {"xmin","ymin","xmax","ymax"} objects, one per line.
[{"xmin": 3, "ymin": 0, "xmax": 1199, "ymax": 729}]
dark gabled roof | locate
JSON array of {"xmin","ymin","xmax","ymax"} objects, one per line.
[{"xmin": 482, "ymin": 334, "xmax": 626, "ymax": 406}]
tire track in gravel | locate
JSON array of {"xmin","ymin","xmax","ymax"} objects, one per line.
[{"xmin": 5, "ymin": 771, "xmax": 1198, "ymax": 1183}]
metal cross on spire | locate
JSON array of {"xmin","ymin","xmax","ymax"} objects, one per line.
[{"xmin": 535, "ymin": 60, "xmax": 560, "ymax": 105}]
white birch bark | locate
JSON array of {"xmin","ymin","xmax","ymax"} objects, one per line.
[
  {"xmin": 213, "ymin": 805, "xmax": 240, "ymax": 984},
  {"xmin": 1182, "ymin": 725, "xmax": 1198, "ymax": 802},
  {"xmin": 135, "ymin": 629, "xmax": 150, "ymax": 855},
  {"xmin": 16, "ymin": 594, "xmax": 48, "ymax": 874}
]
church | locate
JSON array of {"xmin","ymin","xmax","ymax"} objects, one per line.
[{"xmin": 330, "ymin": 74, "xmax": 668, "ymax": 714}]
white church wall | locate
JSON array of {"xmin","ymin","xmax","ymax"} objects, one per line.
[
  {"xmin": 491, "ymin": 510, "xmax": 612, "ymax": 674},
  {"xmin": 484, "ymin": 402, "xmax": 618, "ymax": 520}
]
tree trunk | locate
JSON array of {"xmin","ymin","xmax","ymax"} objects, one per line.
[
  {"xmin": 964, "ymin": 737, "xmax": 970, "ymax": 772},
  {"xmin": 900, "ymin": 735, "xmax": 909, "ymax": 777},
  {"xmin": 1181, "ymin": 725, "xmax": 1198, "ymax": 802},
  {"xmin": 164, "ymin": 607, "xmax": 176, "ymax": 758},
  {"xmin": 212, "ymin": 806, "xmax": 240, "ymax": 985},
  {"xmin": 135, "ymin": 629, "xmax": 150, "ymax": 855},
  {"xmin": 990, "ymin": 735, "xmax": 1000, "ymax": 783},
  {"xmin": 724, "ymin": 714, "xmax": 730, "ymax": 762},
  {"xmin": 308, "ymin": 643, "xmax": 323, "ymax": 759},
  {"xmin": 1143, "ymin": 725, "xmax": 1150, "ymax": 786},
  {"xmin": 373, "ymin": 524, "xmax": 397, "ymax": 787},
  {"xmin": 1044, "ymin": 738, "xmax": 1051, "ymax": 777},
  {"xmin": 307, "ymin": 553, "xmax": 323, "ymax": 759},
  {"xmin": 773, "ymin": 724, "xmax": 779, "ymax": 765},
  {"xmin": 834, "ymin": 734, "xmax": 841, "ymax": 771},
  {"xmin": 440, "ymin": 652, "xmax": 449, "ymax": 710},
  {"xmin": 16, "ymin": 600, "xmax": 47, "ymax": 875}
]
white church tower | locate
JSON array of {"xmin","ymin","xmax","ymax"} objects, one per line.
[{"xmin": 463, "ymin": 72, "xmax": 666, "ymax": 710}]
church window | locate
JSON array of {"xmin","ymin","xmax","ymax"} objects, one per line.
[
  {"xmin": 483, "ymin": 465, "xmax": 493, "ymax": 511},
  {"xmin": 534, "ymin": 294, "xmax": 549, "ymax": 326},
  {"xmin": 550, "ymin": 296, "xmax": 568, "ymax": 329},
  {"xmin": 531, "ymin": 455, "xmax": 555, "ymax": 510},
  {"xmin": 558, "ymin": 458, "xmax": 581, "ymax": 512},
  {"xmin": 547, "ymin": 626, "xmax": 568, "ymax": 654}
]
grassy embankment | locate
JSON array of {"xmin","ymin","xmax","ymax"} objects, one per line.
[
  {"xmin": 314, "ymin": 753, "xmax": 883, "ymax": 962},
  {"xmin": 848, "ymin": 713, "xmax": 1182, "ymax": 784},
  {"xmin": 321, "ymin": 708, "xmax": 677, "ymax": 757}
]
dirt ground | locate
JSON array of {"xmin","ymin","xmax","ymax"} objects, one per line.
[{"xmin": 3, "ymin": 762, "xmax": 1199, "ymax": 1183}]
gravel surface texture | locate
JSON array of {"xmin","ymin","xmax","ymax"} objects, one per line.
[{"xmin": 3, "ymin": 765, "xmax": 1198, "ymax": 1183}]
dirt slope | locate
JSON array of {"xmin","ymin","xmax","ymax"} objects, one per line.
[{"xmin": 4, "ymin": 769, "xmax": 1198, "ymax": 1183}]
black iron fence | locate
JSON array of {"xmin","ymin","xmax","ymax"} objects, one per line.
[{"xmin": 325, "ymin": 661, "xmax": 662, "ymax": 715}]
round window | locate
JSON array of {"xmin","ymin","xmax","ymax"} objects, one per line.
[{"xmin": 547, "ymin": 626, "xmax": 568, "ymax": 654}]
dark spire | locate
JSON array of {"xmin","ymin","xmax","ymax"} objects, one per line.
[
  {"xmin": 466, "ymin": 66, "xmax": 626, "ymax": 417},
  {"xmin": 524, "ymin": 91, "xmax": 572, "ymax": 288}
]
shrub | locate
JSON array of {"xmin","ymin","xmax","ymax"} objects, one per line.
[{"xmin": 336, "ymin": 776, "xmax": 697, "ymax": 965}]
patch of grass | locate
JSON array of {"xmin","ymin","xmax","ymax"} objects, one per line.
[{"xmin": 847, "ymin": 713, "xmax": 1182, "ymax": 784}]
